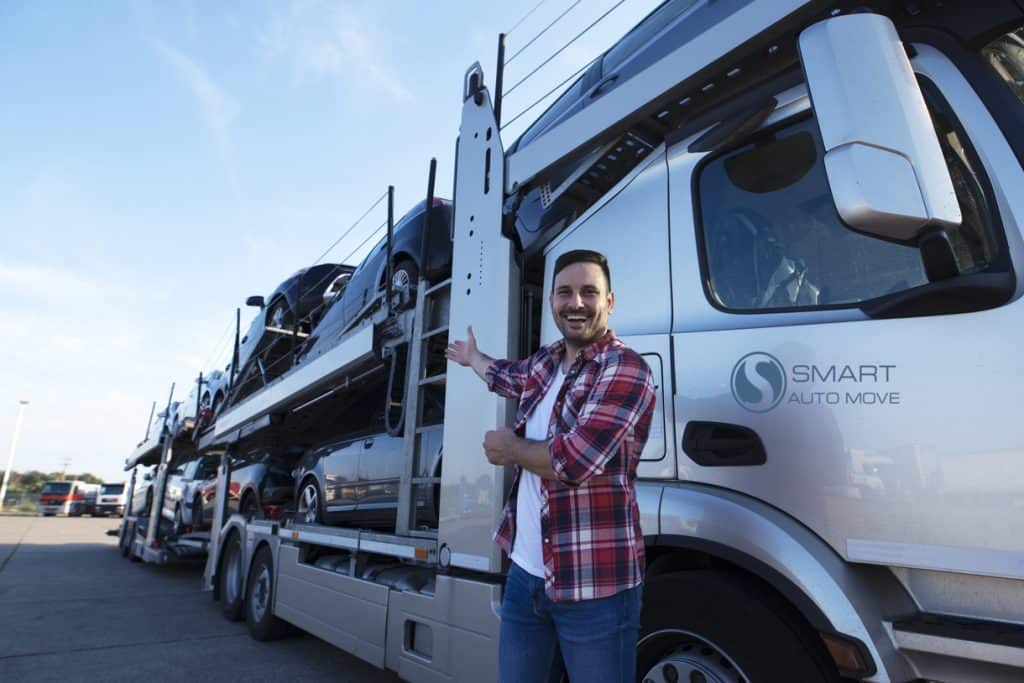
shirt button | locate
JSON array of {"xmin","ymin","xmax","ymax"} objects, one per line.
[{"xmin": 543, "ymin": 538, "xmax": 550, "ymax": 544}]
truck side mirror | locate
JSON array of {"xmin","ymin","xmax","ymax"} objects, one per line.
[
  {"xmin": 798, "ymin": 13, "xmax": 961, "ymax": 244},
  {"xmin": 246, "ymin": 295, "xmax": 265, "ymax": 308}
]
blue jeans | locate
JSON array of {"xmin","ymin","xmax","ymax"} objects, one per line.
[{"xmin": 498, "ymin": 562, "xmax": 642, "ymax": 683}]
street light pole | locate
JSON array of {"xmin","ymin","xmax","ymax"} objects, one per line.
[{"xmin": 0, "ymin": 400, "xmax": 30, "ymax": 511}]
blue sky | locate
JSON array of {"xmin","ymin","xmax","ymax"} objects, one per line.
[{"xmin": 0, "ymin": 0, "xmax": 661, "ymax": 482}]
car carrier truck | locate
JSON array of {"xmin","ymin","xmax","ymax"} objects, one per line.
[{"xmin": 126, "ymin": 1, "xmax": 1024, "ymax": 681}]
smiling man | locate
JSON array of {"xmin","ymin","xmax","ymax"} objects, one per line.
[{"xmin": 446, "ymin": 249, "xmax": 656, "ymax": 683}]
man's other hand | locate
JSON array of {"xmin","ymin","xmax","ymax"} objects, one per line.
[
  {"xmin": 483, "ymin": 427, "xmax": 518, "ymax": 466},
  {"xmin": 446, "ymin": 325, "xmax": 479, "ymax": 367}
]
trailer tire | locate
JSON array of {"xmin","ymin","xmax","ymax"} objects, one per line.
[
  {"xmin": 119, "ymin": 525, "xmax": 132, "ymax": 558},
  {"xmin": 246, "ymin": 545, "xmax": 289, "ymax": 641},
  {"xmin": 636, "ymin": 571, "xmax": 840, "ymax": 683},
  {"xmin": 218, "ymin": 530, "xmax": 245, "ymax": 621}
]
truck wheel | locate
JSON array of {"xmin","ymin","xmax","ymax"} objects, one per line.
[
  {"xmin": 192, "ymin": 495, "xmax": 204, "ymax": 529},
  {"xmin": 245, "ymin": 545, "xmax": 288, "ymax": 641},
  {"xmin": 218, "ymin": 531, "xmax": 245, "ymax": 621},
  {"xmin": 637, "ymin": 571, "xmax": 840, "ymax": 683}
]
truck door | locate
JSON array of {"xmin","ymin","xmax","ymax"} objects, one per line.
[
  {"xmin": 667, "ymin": 45, "xmax": 1024, "ymax": 577},
  {"xmin": 540, "ymin": 148, "xmax": 676, "ymax": 480}
]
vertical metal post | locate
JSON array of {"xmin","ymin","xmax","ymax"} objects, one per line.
[
  {"xmin": 142, "ymin": 401, "xmax": 156, "ymax": 442},
  {"xmin": 230, "ymin": 308, "xmax": 240, "ymax": 389},
  {"xmin": 202, "ymin": 450, "xmax": 231, "ymax": 591},
  {"xmin": 386, "ymin": 185, "xmax": 395, "ymax": 315},
  {"xmin": 0, "ymin": 400, "xmax": 29, "ymax": 511},
  {"xmin": 118, "ymin": 466, "xmax": 138, "ymax": 549},
  {"xmin": 419, "ymin": 159, "xmax": 437, "ymax": 279},
  {"xmin": 494, "ymin": 33, "xmax": 507, "ymax": 128},
  {"xmin": 195, "ymin": 373, "xmax": 204, "ymax": 418},
  {"xmin": 144, "ymin": 383, "xmax": 176, "ymax": 553}
]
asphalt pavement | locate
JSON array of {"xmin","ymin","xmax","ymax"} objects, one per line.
[{"xmin": 0, "ymin": 516, "xmax": 400, "ymax": 682}]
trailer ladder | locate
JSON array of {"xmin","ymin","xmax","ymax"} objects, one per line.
[{"xmin": 395, "ymin": 271, "xmax": 450, "ymax": 538}]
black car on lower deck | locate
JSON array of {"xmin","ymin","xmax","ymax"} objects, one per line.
[
  {"xmin": 291, "ymin": 427, "xmax": 443, "ymax": 532},
  {"xmin": 197, "ymin": 448, "xmax": 297, "ymax": 523},
  {"xmin": 230, "ymin": 262, "xmax": 355, "ymax": 404}
]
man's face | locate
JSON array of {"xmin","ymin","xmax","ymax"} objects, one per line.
[{"xmin": 549, "ymin": 261, "xmax": 614, "ymax": 351}]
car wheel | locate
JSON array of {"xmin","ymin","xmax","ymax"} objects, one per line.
[
  {"xmin": 173, "ymin": 504, "xmax": 184, "ymax": 536},
  {"xmin": 144, "ymin": 489, "xmax": 154, "ymax": 516},
  {"xmin": 246, "ymin": 545, "xmax": 289, "ymax": 641},
  {"xmin": 391, "ymin": 258, "xmax": 418, "ymax": 290},
  {"xmin": 297, "ymin": 478, "xmax": 323, "ymax": 525},
  {"xmin": 637, "ymin": 571, "xmax": 840, "ymax": 683},
  {"xmin": 219, "ymin": 530, "xmax": 245, "ymax": 621},
  {"xmin": 192, "ymin": 495, "xmax": 204, "ymax": 529},
  {"xmin": 211, "ymin": 392, "xmax": 223, "ymax": 417},
  {"xmin": 240, "ymin": 492, "xmax": 259, "ymax": 519}
]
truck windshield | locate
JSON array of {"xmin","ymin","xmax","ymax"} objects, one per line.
[
  {"xmin": 100, "ymin": 484, "xmax": 125, "ymax": 495},
  {"xmin": 41, "ymin": 482, "xmax": 72, "ymax": 494}
]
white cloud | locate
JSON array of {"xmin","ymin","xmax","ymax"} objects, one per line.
[
  {"xmin": 155, "ymin": 42, "xmax": 242, "ymax": 199},
  {"xmin": 260, "ymin": 0, "xmax": 413, "ymax": 102}
]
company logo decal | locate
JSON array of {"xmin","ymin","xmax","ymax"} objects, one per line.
[
  {"xmin": 731, "ymin": 352, "xmax": 786, "ymax": 413},
  {"xmin": 730, "ymin": 354, "xmax": 901, "ymax": 411}
]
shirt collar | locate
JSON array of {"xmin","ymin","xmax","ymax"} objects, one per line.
[{"xmin": 545, "ymin": 329, "xmax": 618, "ymax": 368}]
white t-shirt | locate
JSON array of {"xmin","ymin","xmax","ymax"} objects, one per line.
[{"xmin": 510, "ymin": 363, "xmax": 567, "ymax": 578}]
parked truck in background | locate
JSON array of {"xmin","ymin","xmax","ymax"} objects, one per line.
[
  {"xmin": 96, "ymin": 481, "xmax": 128, "ymax": 517},
  {"xmin": 122, "ymin": 2, "xmax": 1024, "ymax": 681},
  {"xmin": 38, "ymin": 480, "xmax": 99, "ymax": 517}
]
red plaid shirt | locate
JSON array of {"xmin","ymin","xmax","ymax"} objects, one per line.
[{"xmin": 486, "ymin": 330, "xmax": 656, "ymax": 602}]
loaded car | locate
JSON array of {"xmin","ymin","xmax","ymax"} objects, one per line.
[
  {"xmin": 129, "ymin": 466, "xmax": 155, "ymax": 516},
  {"xmin": 196, "ymin": 448, "xmax": 297, "ymax": 523},
  {"xmin": 163, "ymin": 455, "xmax": 219, "ymax": 533},
  {"xmin": 291, "ymin": 428, "xmax": 442, "ymax": 531},
  {"xmin": 230, "ymin": 262, "xmax": 355, "ymax": 404},
  {"xmin": 298, "ymin": 198, "xmax": 454, "ymax": 363}
]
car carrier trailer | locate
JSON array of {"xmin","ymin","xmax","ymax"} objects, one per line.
[
  {"xmin": 119, "ymin": 385, "xmax": 212, "ymax": 564},
  {"xmin": 153, "ymin": 1, "xmax": 1024, "ymax": 681}
]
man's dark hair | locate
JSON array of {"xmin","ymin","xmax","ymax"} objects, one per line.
[{"xmin": 552, "ymin": 249, "xmax": 612, "ymax": 290}]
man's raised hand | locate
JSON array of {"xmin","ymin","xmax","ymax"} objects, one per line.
[{"xmin": 445, "ymin": 325, "xmax": 478, "ymax": 367}]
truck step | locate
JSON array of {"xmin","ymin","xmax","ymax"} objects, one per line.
[{"xmin": 891, "ymin": 613, "xmax": 1024, "ymax": 669}]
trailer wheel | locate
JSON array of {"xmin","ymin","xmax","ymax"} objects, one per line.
[
  {"xmin": 218, "ymin": 530, "xmax": 245, "ymax": 621},
  {"xmin": 245, "ymin": 545, "xmax": 289, "ymax": 641},
  {"xmin": 119, "ymin": 524, "xmax": 132, "ymax": 558},
  {"xmin": 637, "ymin": 571, "xmax": 840, "ymax": 683}
]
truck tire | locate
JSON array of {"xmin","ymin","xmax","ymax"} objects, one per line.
[
  {"xmin": 636, "ymin": 571, "xmax": 840, "ymax": 683},
  {"xmin": 218, "ymin": 531, "xmax": 245, "ymax": 621},
  {"xmin": 245, "ymin": 545, "xmax": 289, "ymax": 641}
]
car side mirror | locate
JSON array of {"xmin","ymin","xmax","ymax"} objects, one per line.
[
  {"xmin": 246, "ymin": 295, "xmax": 265, "ymax": 308},
  {"xmin": 798, "ymin": 13, "xmax": 961, "ymax": 243}
]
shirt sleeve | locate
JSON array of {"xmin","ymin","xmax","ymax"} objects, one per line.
[
  {"xmin": 548, "ymin": 351, "xmax": 656, "ymax": 487},
  {"xmin": 485, "ymin": 357, "xmax": 532, "ymax": 399}
]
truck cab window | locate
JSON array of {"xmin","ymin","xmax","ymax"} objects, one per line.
[
  {"xmin": 697, "ymin": 99, "xmax": 999, "ymax": 313},
  {"xmin": 982, "ymin": 27, "xmax": 1024, "ymax": 106}
]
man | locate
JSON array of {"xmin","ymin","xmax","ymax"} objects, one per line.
[{"xmin": 446, "ymin": 249, "xmax": 656, "ymax": 682}]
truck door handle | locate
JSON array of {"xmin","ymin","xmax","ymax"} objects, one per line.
[{"xmin": 682, "ymin": 421, "xmax": 766, "ymax": 467}]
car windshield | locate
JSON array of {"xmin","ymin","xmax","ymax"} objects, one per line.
[
  {"xmin": 100, "ymin": 484, "xmax": 124, "ymax": 495},
  {"xmin": 41, "ymin": 482, "xmax": 72, "ymax": 494}
]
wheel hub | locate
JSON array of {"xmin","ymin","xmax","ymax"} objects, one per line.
[
  {"xmin": 640, "ymin": 631, "xmax": 748, "ymax": 683},
  {"xmin": 253, "ymin": 567, "xmax": 270, "ymax": 621}
]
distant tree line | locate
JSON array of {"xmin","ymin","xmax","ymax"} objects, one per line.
[{"xmin": 0, "ymin": 470, "xmax": 105, "ymax": 492}]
